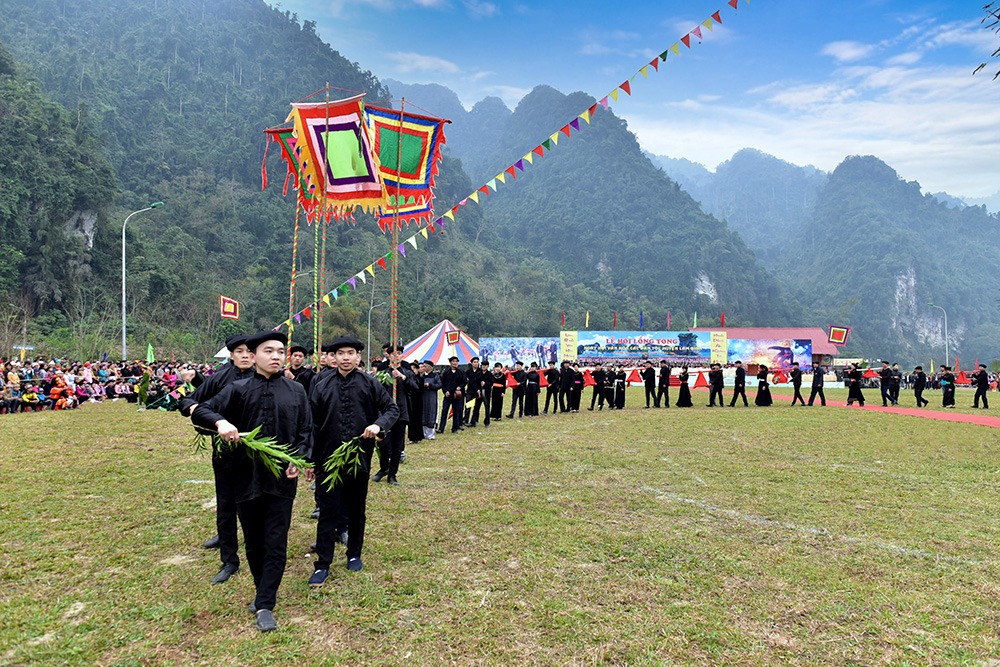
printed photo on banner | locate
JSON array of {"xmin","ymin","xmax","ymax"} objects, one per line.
[
  {"xmin": 478, "ymin": 337, "xmax": 559, "ymax": 368},
  {"xmin": 727, "ymin": 339, "xmax": 813, "ymax": 370},
  {"xmin": 570, "ymin": 331, "xmax": 713, "ymax": 366}
]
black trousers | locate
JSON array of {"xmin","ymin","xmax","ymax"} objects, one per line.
[
  {"xmin": 645, "ymin": 384, "xmax": 656, "ymax": 407},
  {"xmin": 890, "ymin": 384, "xmax": 900, "ymax": 403},
  {"xmin": 466, "ymin": 394, "xmax": 484, "ymax": 425},
  {"xmin": 881, "ymin": 384, "xmax": 893, "ymax": 406},
  {"xmin": 559, "ymin": 388, "xmax": 571, "ymax": 412},
  {"xmin": 315, "ymin": 444, "xmax": 373, "ymax": 569},
  {"xmin": 590, "ymin": 386, "xmax": 604, "ymax": 409},
  {"xmin": 729, "ymin": 386, "xmax": 747, "ymax": 406},
  {"xmin": 439, "ymin": 394, "xmax": 463, "ymax": 432},
  {"xmin": 808, "ymin": 386, "xmax": 825, "ymax": 406},
  {"xmin": 708, "ymin": 386, "xmax": 724, "ymax": 406},
  {"xmin": 212, "ymin": 453, "xmax": 240, "ymax": 569},
  {"xmin": 543, "ymin": 388, "xmax": 559, "ymax": 412},
  {"xmin": 236, "ymin": 493, "xmax": 294, "ymax": 612},
  {"xmin": 482, "ymin": 391, "xmax": 491, "ymax": 425},
  {"xmin": 508, "ymin": 388, "xmax": 524, "ymax": 417},
  {"xmin": 974, "ymin": 387, "xmax": 989, "ymax": 408},
  {"xmin": 377, "ymin": 421, "xmax": 407, "ymax": 477},
  {"xmin": 490, "ymin": 388, "xmax": 505, "ymax": 419},
  {"xmin": 791, "ymin": 385, "xmax": 805, "ymax": 405},
  {"xmin": 656, "ymin": 385, "xmax": 670, "ymax": 408},
  {"xmin": 914, "ymin": 388, "xmax": 927, "ymax": 406},
  {"xmin": 525, "ymin": 389, "xmax": 539, "ymax": 416}
]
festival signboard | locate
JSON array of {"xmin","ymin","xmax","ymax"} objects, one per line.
[
  {"xmin": 726, "ymin": 338, "xmax": 812, "ymax": 370},
  {"xmin": 566, "ymin": 331, "xmax": 714, "ymax": 366},
  {"xmin": 479, "ymin": 337, "xmax": 559, "ymax": 369}
]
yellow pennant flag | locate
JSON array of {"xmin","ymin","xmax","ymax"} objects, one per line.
[
  {"xmin": 579, "ymin": 110, "xmax": 591, "ymax": 124},
  {"xmin": 640, "ymin": 65, "xmax": 649, "ymax": 78},
  {"xmin": 670, "ymin": 43, "xmax": 680, "ymax": 56},
  {"xmin": 549, "ymin": 132, "xmax": 560, "ymax": 145},
  {"xmin": 407, "ymin": 236, "xmax": 418, "ymax": 248},
  {"xmin": 496, "ymin": 172, "xmax": 506, "ymax": 184},
  {"xmin": 702, "ymin": 18, "xmax": 714, "ymax": 30},
  {"xmin": 610, "ymin": 88, "xmax": 620, "ymax": 102},
  {"xmin": 420, "ymin": 228, "xmax": 429, "ymax": 238},
  {"xmin": 322, "ymin": 294, "xmax": 331, "ymax": 306},
  {"xmin": 523, "ymin": 152, "xmax": 534, "ymax": 164},
  {"xmin": 469, "ymin": 191, "xmax": 480, "ymax": 204},
  {"xmin": 366, "ymin": 265, "xmax": 375, "ymax": 277},
  {"xmin": 444, "ymin": 210, "xmax": 455, "ymax": 220}
]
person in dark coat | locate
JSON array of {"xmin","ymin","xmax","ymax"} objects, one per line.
[
  {"xmin": 972, "ymin": 363, "xmax": 989, "ymax": 409},
  {"xmin": 789, "ymin": 362, "xmax": 805, "ymax": 406},
  {"xmin": 940, "ymin": 365, "xmax": 956, "ymax": 408},
  {"xmin": 464, "ymin": 357, "xmax": 484, "ymax": 427},
  {"xmin": 912, "ymin": 365, "xmax": 929, "ymax": 407},
  {"xmin": 754, "ymin": 365, "xmax": 773, "ymax": 406},
  {"xmin": 507, "ymin": 361, "xmax": 527, "ymax": 418},
  {"xmin": 407, "ymin": 360, "xmax": 425, "ymax": 442},
  {"xmin": 420, "ymin": 361, "xmax": 441, "ymax": 438},
  {"xmin": 373, "ymin": 346, "xmax": 419, "ymax": 485},
  {"xmin": 180, "ymin": 333, "xmax": 255, "ymax": 581},
  {"xmin": 613, "ymin": 366, "xmax": 626, "ymax": 410},
  {"xmin": 489, "ymin": 363, "xmax": 506, "ymax": 421},
  {"xmin": 675, "ymin": 366, "xmax": 692, "ymax": 407},
  {"xmin": 558, "ymin": 361, "xmax": 574, "ymax": 413},
  {"xmin": 729, "ymin": 360, "xmax": 747, "ymax": 407},
  {"xmin": 543, "ymin": 360, "xmax": 560, "ymax": 414},
  {"xmin": 192, "ymin": 331, "xmax": 311, "ymax": 633},
  {"xmin": 307, "ymin": 335, "xmax": 398, "ymax": 585},
  {"xmin": 588, "ymin": 362, "xmax": 606, "ymax": 411},
  {"xmin": 642, "ymin": 361, "xmax": 657, "ymax": 408},
  {"xmin": 878, "ymin": 361, "xmax": 895, "ymax": 407},
  {"xmin": 846, "ymin": 363, "xmax": 865, "ymax": 406},
  {"xmin": 655, "ymin": 359, "xmax": 671, "ymax": 408},
  {"xmin": 707, "ymin": 363, "xmax": 724, "ymax": 407},
  {"xmin": 808, "ymin": 364, "xmax": 826, "ymax": 406},
  {"xmin": 524, "ymin": 362, "xmax": 541, "ymax": 416},
  {"xmin": 438, "ymin": 356, "xmax": 466, "ymax": 433},
  {"xmin": 890, "ymin": 363, "xmax": 902, "ymax": 405},
  {"xmin": 284, "ymin": 345, "xmax": 315, "ymax": 394}
]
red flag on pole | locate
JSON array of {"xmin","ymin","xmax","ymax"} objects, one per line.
[
  {"xmin": 720, "ymin": 312, "xmax": 725, "ymax": 328},
  {"xmin": 613, "ymin": 311, "xmax": 617, "ymax": 328},
  {"xmin": 561, "ymin": 311, "xmax": 565, "ymax": 327}
]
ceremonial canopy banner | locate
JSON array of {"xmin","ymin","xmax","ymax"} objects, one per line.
[
  {"xmin": 479, "ymin": 337, "xmax": 559, "ymax": 369},
  {"xmin": 726, "ymin": 339, "xmax": 813, "ymax": 370},
  {"xmin": 567, "ymin": 331, "xmax": 713, "ymax": 366}
]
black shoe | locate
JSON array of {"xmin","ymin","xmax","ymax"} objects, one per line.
[
  {"xmin": 255, "ymin": 609, "xmax": 277, "ymax": 632},
  {"xmin": 371, "ymin": 470, "xmax": 387, "ymax": 483},
  {"xmin": 435, "ymin": 428, "xmax": 444, "ymax": 434},
  {"xmin": 202, "ymin": 535, "xmax": 220, "ymax": 549},
  {"xmin": 308, "ymin": 568, "xmax": 329, "ymax": 587},
  {"xmin": 388, "ymin": 476, "xmax": 399, "ymax": 485},
  {"xmin": 310, "ymin": 507, "xmax": 320, "ymax": 519},
  {"xmin": 212, "ymin": 563, "xmax": 239, "ymax": 584},
  {"xmin": 587, "ymin": 407, "xmax": 594, "ymax": 411},
  {"xmin": 347, "ymin": 557, "xmax": 363, "ymax": 572}
]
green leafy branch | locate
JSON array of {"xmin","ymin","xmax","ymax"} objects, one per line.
[
  {"xmin": 322, "ymin": 436, "xmax": 367, "ymax": 491},
  {"xmin": 214, "ymin": 425, "xmax": 313, "ymax": 479},
  {"xmin": 375, "ymin": 370, "xmax": 394, "ymax": 387}
]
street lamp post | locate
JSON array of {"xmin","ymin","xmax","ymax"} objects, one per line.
[
  {"xmin": 367, "ymin": 302, "xmax": 386, "ymax": 364},
  {"xmin": 928, "ymin": 303, "xmax": 949, "ymax": 368},
  {"xmin": 121, "ymin": 202, "xmax": 164, "ymax": 360}
]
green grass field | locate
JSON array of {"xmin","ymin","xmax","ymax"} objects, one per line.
[{"xmin": 2, "ymin": 387, "xmax": 998, "ymax": 666}]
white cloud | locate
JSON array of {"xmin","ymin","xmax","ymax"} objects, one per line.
[
  {"xmin": 821, "ymin": 40, "xmax": 875, "ymax": 63},
  {"xmin": 482, "ymin": 84, "xmax": 531, "ymax": 107},
  {"xmin": 887, "ymin": 51, "xmax": 922, "ymax": 66},
  {"xmin": 463, "ymin": 0, "xmax": 498, "ymax": 17},
  {"xmin": 385, "ymin": 51, "xmax": 460, "ymax": 74}
]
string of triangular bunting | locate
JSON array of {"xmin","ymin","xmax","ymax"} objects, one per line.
[{"xmin": 274, "ymin": 0, "xmax": 748, "ymax": 332}]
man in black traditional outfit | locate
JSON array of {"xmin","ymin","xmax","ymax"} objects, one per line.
[
  {"xmin": 972, "ymin": 363, "xmax": 989, "ymax": 409},
  {"xmin": 373, "ymin": 345, "xmax": 418, "ymax": 485},
  {"xmin": 489, "ymin": 362, "xmax": 506, "ymax": 421},
  {"xmin": 180, "ymin": 333, "xmax": 254, "ymax": 582},
  {"xmin": 464, "ymin": 357, "xmax": 485, "ymax": 427},
  {"xmin": 588, "ymin": 362, "xmax": 606, "ymax": 411},
  {"xmin": 789, "ymin": 362, "xmax": 805, "ymax": 406},
  {"xmin": 912, "ymin": 366, "xmax": 929, "ymax": 407},
  {"xmin": 558, "ymin": 361, "xmax": 574, "ymax": 413},
  {"xmin": 729, "ymin": 360, "xmax": 747, "ymax": 407},
  {"xmin": 707, "ymin": 363, "xmax": 724, "ymax": 407},
  {"xmin": 284, "ymin": 345, "xmax": 315, "ymax": 393},
  {"xmin": 307, "ymin": 336, "xmax": 398, "ymax": 587},
  {"xmin": 192, "ymin": 330, "xmax": 311, "ymax": 633},
  {"xmin": 808, "ymin": 364, "xmax": 826, "ymax": 406},
  {"xmin": 542, "ymin": 360, "xmax": 560, "ymax": 414},
  {"xmin": 642, "ymin": 361, "xmax": 657, "ymax": 408},
  {"xmin": 507, "ymin": 361, "xmax": 527, "ymax": 419},
  {"xmin": 438, "ymin": 356, "xmax": 466, "ymax": 433}
]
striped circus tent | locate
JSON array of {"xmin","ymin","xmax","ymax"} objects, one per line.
[{"xmin": 401, "ymin": 319, "xmax": 479, "ymax": 365}]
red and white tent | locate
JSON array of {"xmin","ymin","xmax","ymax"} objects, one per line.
[{"xmin": 401, "ymin": 319, "xmax": 479, "ymax": 366}]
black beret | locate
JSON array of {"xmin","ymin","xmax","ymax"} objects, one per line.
[
  {"xmin": 246, "ymin": 330, "xmax": 288, "ymax": 352},
  {"xmin": 224, "ymin": 333, "xmax": 249, "ymax": 352},
  {"xmin": 448, "ymin": 356, "xmax": 459, "ymax": 362},
  {"xmin": 288, "ymin": 345, "xmax": 310, "ymax": 356},
  {"xmin": 324, "ymin": 336, "xmax": 364, "ymax": 353}
]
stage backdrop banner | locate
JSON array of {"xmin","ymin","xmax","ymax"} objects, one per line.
[
  {"xmin": 479, "ymin": 337, "xmax": 559, "ymax": 369},
  {"xmin": 567, "ymin": 331, "xmax": 714, "ymax": 366},
  {"xmin": 727, "ymin": 339, "xmax": 813, "ymax": 370}
]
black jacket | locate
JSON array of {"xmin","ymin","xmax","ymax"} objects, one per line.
[
  {"xmin": 440, "ymin": 367, "xmax": 466, "ymax": 395},
  {"xmin": 309, "ymin": 368, "xmax": 399, "ymax": 464}
]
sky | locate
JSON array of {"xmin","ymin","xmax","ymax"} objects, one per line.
[{"xmin": 273, "ymin": 0, "xmax": 1000, "ymax": 199}]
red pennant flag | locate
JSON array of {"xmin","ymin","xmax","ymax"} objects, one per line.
[
  {"xmin": 478, "ymin": 185, "xmax": 490, "ymax": 196},
  {"xmin": 376, "ymin": 257, "xmax": 387, "ymax": 270},
  {"xmin": 712, "ymin": 10, "xmax": 722, "ymax": 23},
  {"xmin": 650, "ymin": 57, "xmax": 660, "ymax": 71},
  {"xmin": 589, "ymin": 103, "xmax": 598, "ymax": 117},
  {"xmin": 728, "ymin": 0, "xmax": 738, "ymax": 8},
  {"xmin": 560, "ymin": 124, "xmax": 572, "ymax": 137},
  {"xmin": 505, "ymin": 166, "xmax": 517, "ymax": 179},
  {"xmin": 428, "ymin": 222, "xmax": 436, "ymax": 234},
  {"xmin": 681, "ymin": 34, "xmax": 692, "ymax": 48},
  {"xmin": 532, "ymin": 145, "xmax": 545, "ymax": 157},
  {"xmin": 303, "ymin": 307, "xmax": 312, "ymax": 320},
  {"xmin": 620, "ymin": 80, "xmax": 631, "ymax": 96}
]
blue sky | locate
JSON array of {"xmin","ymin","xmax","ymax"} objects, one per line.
[{"xmin": 273, "ymin": 0, "xmax": 1000, "ymax": 198}]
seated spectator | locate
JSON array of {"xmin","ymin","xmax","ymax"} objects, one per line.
[{"xmin": 21, "ymin": 385, "xmax": 43, "ymax": 412}]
